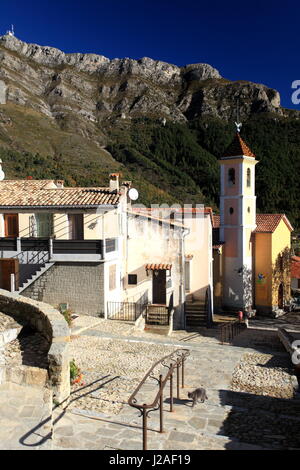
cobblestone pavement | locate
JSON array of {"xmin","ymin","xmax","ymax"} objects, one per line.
[
  {"xmin": 51, "ymin": 319, "xmax": 266, "ymax": 450},
  {"xmin": 1, "ymin": 315, "xmax": 299, "ymax": 450},
  {"xmin": 0, "ymin": 382, "xmax": 52, "ymax": 450},
  {"xmin": 247, "ymin": 311, "xmax": 300, "ymax": 332},
  {"xmin": 53, "ymin": 341, "xmax": 256, "ymax": 450}
]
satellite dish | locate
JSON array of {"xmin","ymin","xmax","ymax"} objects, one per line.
[{"xmin": 128, "ymin": 188, "xmax": 139, "ymax": 201}]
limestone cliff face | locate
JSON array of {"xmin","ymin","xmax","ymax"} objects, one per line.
[{"xmin": 0, "ymin": 34, "xmax": 283, "ymax": 127}]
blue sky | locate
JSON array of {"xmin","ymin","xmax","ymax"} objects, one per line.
[{"xmin": 1, "ymin": 0, "xmax": 299, "ymax": 109}]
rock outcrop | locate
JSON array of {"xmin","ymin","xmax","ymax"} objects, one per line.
[{"xmin": 0, "ymin": 34, "xmax": 283, "ymax": 125}]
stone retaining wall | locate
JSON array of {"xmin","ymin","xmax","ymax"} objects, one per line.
[
  {"xmin": 0, "ymin": 289, "xmax": 70, "ymax": 402},
  {"xmin": 22, "ymin": 262, "xmax": 104, "ymax": 316}
]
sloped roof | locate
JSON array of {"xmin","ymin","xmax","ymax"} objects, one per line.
[
  {"xmin": 255, "ymin": 214, "xmax": 293, "ymax": 233},
  {"xmin": 0, "ymin": 179, "xmax": 120, "ymax": 207},
  {"xmin": 222, "ymin": 133, "xmax": 256, "ymax": 159},
  {"xmin": 213, "ymin": 213, "xmax": 293, "ymax": 233}
]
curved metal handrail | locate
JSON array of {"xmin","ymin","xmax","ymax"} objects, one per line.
[
  {"xmin": 128, "ymin": 348, "xmax": 190, "ymax": 450},
  {"xmin": 128, "ymin": 348, "xmax": 189, "ymax": 410}
]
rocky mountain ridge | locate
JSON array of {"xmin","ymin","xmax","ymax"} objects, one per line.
[{"xmin": 0, "ymin": 34, "xmax": 284, "ymax": 126}]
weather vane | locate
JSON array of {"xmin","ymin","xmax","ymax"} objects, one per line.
[{"xmin": 235, "ymin": 98, "xmax": 242, "ymax": 133}]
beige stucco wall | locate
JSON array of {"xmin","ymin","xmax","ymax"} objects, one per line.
[
  {"xmin": 243, "ymin": 161, "xmax": 257, "ymax": 196},
  {"xmin": 123, "ymin": 215, "xmax": 183, "ymax": 313},
  {"xmin": 183, "ymin": 213, "xmax": 213, "ymax": 301},
  {"xmin": 220, "ymin": 159, "xmax": 241, "ymax": 197},
  {"xmin": 0, "ymin": 209, "xmax": 120, "ymax": 240}
]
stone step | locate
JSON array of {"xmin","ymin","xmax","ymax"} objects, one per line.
[
  {"xmin": 186, "ymin": 314, "xmax": 206, "ymax": 320},
  {"xmin": 17, "ymin": 262, "xmax": 54, "ymax": 293},
  {"xmin": 147, "ymin": 314, "xmax": 168, "ymax": 320},
  {"xmin": 185, "ymin": 305, "xmax": 206, "ymax": 312},
  {"xmin": 144, "ymin": 325, "xmax": 170, "ymax": 335},
  {"xmin": 186, "ymin": 310, "xmax": 206, "ymax": 315}
]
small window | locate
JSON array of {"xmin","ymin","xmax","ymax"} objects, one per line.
[
  {"xmin": 128, "ymin": 274, "xmax": 137, "ymax": 285},
  {"xmin": 247, "ymin": 168, "xmax": 251, "ymax": 187},
  {"xmin": 247, "ymin": 206, "xmax": 251, "ymax": 213},
  {"xmin": 229, "ymin": 207, "xmax": 234, "ymax": 214},
  {"xmin": 228, "ymin": 168, "xmax": 235, "ymax": 186}
]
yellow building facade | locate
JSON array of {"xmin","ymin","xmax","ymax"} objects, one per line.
[{"xmin": 254, "ymin": 215, "xmax": 292, "ymax": 314}]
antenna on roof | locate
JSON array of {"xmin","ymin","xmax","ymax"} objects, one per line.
[{"xmin": 234, "ymin": 97, "xmax": 242, "ymax": 133}]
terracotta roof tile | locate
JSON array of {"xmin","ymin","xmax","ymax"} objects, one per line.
[
  {"xmin": 0, "ymin": 179, "xmax": 120, "ymax": 207},
  {"xmin": 255, "ymin": 214, "xmax": 293, "ymax": 233},
  {"xmin": 145, "ymin": 264, "xmax": 172, "ymax": 271},
  {"xmin": 222, "ymin": 133, "xmax": 256, "ymax": 159},
  {"xmin": 214, "ymin": 213, "xmax": 293, "ymax": 233}
]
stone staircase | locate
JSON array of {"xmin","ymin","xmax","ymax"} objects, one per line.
[
  {"xmin": 17, "ymin": 262, "xmax": 54, "ymax": 294},
  {"xmin": 145, "ymin": 305, "xmax": 172, "ymax": 335},
  {"xmin": 185, "ymin": 299, "xmax": 207, "ymax": 328}
]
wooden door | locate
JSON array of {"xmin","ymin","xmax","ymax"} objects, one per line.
[
  {"xmin": 152, "ymin": 270, "xmax": 166, "ymax": 305},
  {"xmin": 0, "ymin": 258, "xmax": 20, "ymax": 291},
  {"xmin": 4, "ymin": 214, "xmax": 19, "ymax": 237},
  {"xmin": 68, "ymin": 214, "xmax": 84, "ymax": 240}
]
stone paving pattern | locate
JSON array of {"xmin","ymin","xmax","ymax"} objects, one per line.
[
  {"xmin": 52, "ymin": 339, "xmax": 255, "ymax": 450},
  {"xmin": 1, "ymin": 312, "xmax": 300, "ymax": 450},
  {"xmin": 0, "ymin": 382, "xmax": 52, "ymax": 450}
]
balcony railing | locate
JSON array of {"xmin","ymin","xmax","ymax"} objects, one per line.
[
  {"xmin": 0, "ymin": 237, "xmax": 117, "ymax": 261},
  {"xmin": 53, "ymin": 239, "xmax": 103, "ymax": 254}
]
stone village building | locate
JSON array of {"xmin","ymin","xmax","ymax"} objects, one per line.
[
  {"xmin": 0, "ymin": 130, "xmax": 294, "ymax": 325},
  {"xmin": 0, "ymin": 168, "xmax": 214, "ymax": 329}
]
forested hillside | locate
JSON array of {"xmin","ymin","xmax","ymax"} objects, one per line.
[{"xmin": 1, "ymin": 112, "xmax": 300, "ymax": 228}]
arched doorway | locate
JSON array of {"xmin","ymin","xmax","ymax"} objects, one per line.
[{"xmin": 278, "ymin": 283, "xmax": 284, "ymax": 309}]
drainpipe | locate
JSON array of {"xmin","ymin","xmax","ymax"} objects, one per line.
[
  {"xmin": 16, "ymin": 237, "xmax": 21, "ymax": 253},
  {"xmin": 180, "ymin": 227, "xmax": 190, "ymax": 330}
]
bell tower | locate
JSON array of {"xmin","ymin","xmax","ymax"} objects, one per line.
[{"xmin": 219, "ymin": 127, "xmax": 258, "ymax": 310}]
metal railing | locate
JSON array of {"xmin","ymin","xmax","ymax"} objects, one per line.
[
  {"xmin": 219, "ymin": 320, "xmax": 244, "ymax": 344},
  {"xmin": 107, "ymin": 301, "xmax": 147, "ymax": 321},
  {"xmin": 52, "ymin": 239, "xmax": 103, "ymax": 254},
  {"xmin": 128, "ymin": 348, "xmax": 190, "ymax": 450}
]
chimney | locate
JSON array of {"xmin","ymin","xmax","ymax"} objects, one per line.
[
  {"xmin": 109, "ymin": 173, "xmax": 120, "ymax": 192},
  {"xmin": 55, "ymin": 180, "xmax": 64, "ymax": 188}
]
